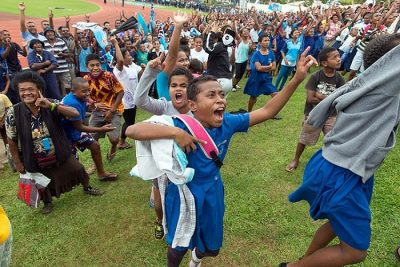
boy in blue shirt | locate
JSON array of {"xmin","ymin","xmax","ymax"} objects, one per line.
[
  {"xmin": 127, "ymin": 47, "xmax": 317, "ymax": 267},
  {"xmin": 62, "ymin": 77, "xmax": 118, "ymax": 181}
]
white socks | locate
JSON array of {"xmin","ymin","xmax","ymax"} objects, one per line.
[{"xmin": 189, "ymin": 249, "xmax": 202, "ymax": 267}]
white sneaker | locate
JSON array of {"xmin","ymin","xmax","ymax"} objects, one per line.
[
  {"xmin": 189, "ymin": 249, "xmax": 202, "ymax": 267},
  {"xmin": 236, "ymin": 85, "xmax": 241, "ymax": 89},
  {"xmin": 231, "ymin": 88, "xmax": 237, "ymax": 92},
  {"xmin": 189, "ymin": 259, "xmax": 201, "ymax": 267}
]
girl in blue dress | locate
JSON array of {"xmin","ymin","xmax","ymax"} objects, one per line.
[
  {"xmin": 243, "ymin": 34, "xmax": 277, "ymax": 112},
  {"xmin": 127, "ymin": 47, "xmax": 317, "ymax": 267}
]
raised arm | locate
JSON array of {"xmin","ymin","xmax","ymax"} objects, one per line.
[
  {"xmin": 164, "ymin": 13, "xmax": 189, "ymax": 75},
  {"xmin": 19, "ymin": 2, "xmax": 27, "ymax": 33},
  {"xmin": 49, "ymin": 9, "xmax": 54, "ymax": 29},
  {"xmin": 133, "ymin": 58, "xmax": 169, "ymax": 115},
  {"xmin": 249, "ymin": 47, "xmax": 317, "ymax": 126},
  {"xmin": 110, "ymin": 36, "xmax": 124, "ymax": 71}
]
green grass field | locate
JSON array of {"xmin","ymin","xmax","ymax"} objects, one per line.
[
  {"xmin": 1, "ymin": 75, "xmax": 400, "ymax": 266},
  {"xmin": 0, "ymin": 0, "xmax": 99, "ymax": 18}
]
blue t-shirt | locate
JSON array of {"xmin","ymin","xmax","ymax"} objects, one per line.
[
  {"xmin": 156, "ymin": 71, "xmax": 170, "ymax": 100},
  {"xmin": 61, "ymin": 92, "xmax": 87, "ymax": 142},
  {"xmin": 173, "ymin": 112, "xmax": 249, "ymax": 183}
]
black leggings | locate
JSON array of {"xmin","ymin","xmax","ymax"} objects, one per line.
[
  {"xmin": 235, "ymin": 60, "xmax": 248, "ymax": 81},
  {"xmin": 167, "ymin": 246, "xmax": 219, "ymax": 267},
  {"xmin": 121, "ymin": 107, "xmax": 137, "ymax": 139}
]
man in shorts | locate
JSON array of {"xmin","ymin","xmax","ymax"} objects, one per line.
[{"xmin": 83, "ymin": 54, "xmax": 124, "ymax": 163}]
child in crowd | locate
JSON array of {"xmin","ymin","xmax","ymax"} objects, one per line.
[
  {"xmin": 283, "ymin": 34, "xmax": 400, "ymax": 267},
  {"xmin": 135, "ymin": 43, "xmax": 149, "ymax": 67},
  {"xmin": 243, "ymin": 34, "xmax": 276, "ymax": 112},
  {"xmin": 111, "ymin": 36, "xmax": 143, "ymax": 150},
  {"xmin": 190, "ymin": 36, "xmax": 208, "ymax": 70},
  {"xmin": 189, "ymin": 59, "xmax": 203, "ymax": 78},
  {"xmin": 62, "ymin": 77, "xmax": 118, "ymax": 181},
  {"xmin": 83, "ymin": 54, "xmax": 124, "ymax": 163},
  {"xmin": 128, "ymin": 47, "xmax": 317, "ymax": 267},
  {"xmin": 275, "ymin": 29, "xmax": 303, "ymax": 91},
  {"xmin": 134, "ymin": 56, "xmax": 194, "ymax": 240},
  {"xmin": 286, "ymin": 47, "xmax": 344, "ymax": 172}
]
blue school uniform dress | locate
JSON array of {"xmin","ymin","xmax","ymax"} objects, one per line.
[
  {"xmin": 166, "ymin": 112, "xmax": 249, "ymax": 253},
  {"xmin": 288, "ymin": 149, "xmax": 374, "ymax": 250},
  {"xmin": 243, "ymin": 50, "xmax": 276, "ymax": 97}
]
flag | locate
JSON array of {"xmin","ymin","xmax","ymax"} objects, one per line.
[{"xmin": 137, "ymin": 13, "xmax": 148, "ymax": 35}]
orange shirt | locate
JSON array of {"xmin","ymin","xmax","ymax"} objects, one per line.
[{"xmin": 84, "ymin": 71, "xmax": 124, "ymax": 113}]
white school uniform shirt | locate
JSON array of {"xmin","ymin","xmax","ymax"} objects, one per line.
[
  {"xmin": 250, "ymin": 28, "xmax": 259, "ymax": 43},
  {"xmin": 336, "ymin": 27, "xmax": 349, "ymax": 42},
  {"xmin": 113, "ymin": 63, "xmax": 142, "ymax": 109},
  {"xmin": 339, "ymin": 35, "xmax": 356, "ymax": 53},
  {"xmin": 190, "ymin": 48, "xmax": 208, "ymax": 64}
]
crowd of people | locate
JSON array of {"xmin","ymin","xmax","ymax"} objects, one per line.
[{"xmin": 1, "ymin": 0, "xmax": 400, "ymax": 266}]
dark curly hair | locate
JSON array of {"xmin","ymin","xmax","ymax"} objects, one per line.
[
  {"xmin": 85, "ymin": 53, "xmax": 101, "ymax": 67},
  {"xmin": 363, "ymin": 33, "xmax": 400, "ymax": 69},
  {"xmin": 12, "ymin": 70, "xmax": 47, "ymax": 92},
  {"xmin": 187, "ymin": 75, "xmax": 218, "ymax": 101},
  {"xmin": 168, "ymin": 67, "xmax": 193, "ymax": 86}
]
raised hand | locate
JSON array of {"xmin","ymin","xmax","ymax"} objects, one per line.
[
  {"xmin": 65, "ymin": 16, "xmax": 70, "ymax": 23},
  {"xmin": 173, "ymin": 12, "xmax": 189, "ymax": 26},
  {"xmin": 35, "ymin": 91, "xmax": 52, "ymax": 108},
  {"xmin": 294, "ymin": 47, "xmax": 318, "ymax": 82},
  {"xmin": 84, "ymin": 14, "xmax": 90, "ymax": 22},
  {"xmin": 48, "ymin": 9, "xmax": 53, "ymax": 19},
  {"xmin": 109, "ymin": 35, "xmax": 117, "ymax": 44},
  {"xmin": 18, "ymin": 2, "xmax": 25, "ymax": 11}
]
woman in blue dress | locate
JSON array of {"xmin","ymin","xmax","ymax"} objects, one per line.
[{"xmin": 243, "ymin": 34, "xmax": 277, "ymax": 112}]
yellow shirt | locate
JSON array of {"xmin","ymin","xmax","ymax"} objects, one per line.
[
  {"xmin": 0, "ymin": 206, "xmax": 11, "ymax": 244},
  {"xmin": 0, "ymin": 94, "xmax": 12, "ymax": 120}
]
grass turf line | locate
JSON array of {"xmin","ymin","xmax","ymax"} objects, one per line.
[{"xmin": 0, "ymin": 0, "xmax": 99, "ymax": 18}]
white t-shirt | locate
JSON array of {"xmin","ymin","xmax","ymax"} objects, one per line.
[
  {"xmin": 113, "ymin": 63, "xmax": 142, "ymax": 109},
  {"xmin": 190, "ymin": 48, "xmax": 208, "ymax": 63},
  {"xmin": 249, "ymin": 28, "xmax": 259, "ymax": 43},
  {"xmin": 339, "ymin": 35, "xmax": 356, "ymax": 53}
]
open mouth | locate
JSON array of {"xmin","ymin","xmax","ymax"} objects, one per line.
[
  {"xmin": 214, "ymin": 107, "xmax": 225, "ymax": 121},
  {"xmin": 175, "ymin": 92, "xmax": 183, "ymax": 104}
]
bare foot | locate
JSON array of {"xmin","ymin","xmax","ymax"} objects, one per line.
[
  {"xmin": 87, "ymin": 164, "xmax": 96, "ymax": 175},
  {"xmin": 286, "ymin": 159, "xmax": 299, "ymax": 172}
]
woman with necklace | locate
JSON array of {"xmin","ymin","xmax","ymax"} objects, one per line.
[{"xmin": 6, "ymin": 71, "xmax": 103, "ymax": 214}]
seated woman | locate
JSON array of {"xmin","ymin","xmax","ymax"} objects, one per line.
[{"xmin": 5, "ymin": 71, "xmax": 102, "ymax": 215}]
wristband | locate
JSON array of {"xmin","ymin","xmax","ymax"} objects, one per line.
[{"xmin": 50, "ymin": 102, "xmax": 57, "ymax": 111}]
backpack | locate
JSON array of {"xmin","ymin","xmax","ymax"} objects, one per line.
[{"xmin": 173, "ymin": 114, "xmax": 223, "ymax": 168}]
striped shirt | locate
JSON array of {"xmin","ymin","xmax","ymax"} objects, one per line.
[
  {"xmin": 357, "ymin": 24, "xmax": 386, "ymax": 53},
  {"xmin": 43, "ymin": 38, "xmax": 69, "ymax": 73}
]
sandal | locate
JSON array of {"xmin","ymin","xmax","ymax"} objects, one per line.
[
  {"xmin": 106, "ymin": 151, "xmax": 117, "ymax": 162},
  {"xmin": 98, "ymin": 173, "xmax": 118, "ymax": 182},
  {"xmin": 395, "ymin": 246, "xmax": 400, "ymax": 261},
  {"xmin": 117, "ymin": 142, "xmax": 133, "ymax": 150}
]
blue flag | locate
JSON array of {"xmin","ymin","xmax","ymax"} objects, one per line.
[{"xmin": 137, "ymin": 13, "xmax": 148, "ymax": 35}]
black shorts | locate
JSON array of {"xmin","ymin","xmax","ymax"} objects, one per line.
[{"xmin": 235, "ymin": 61, "xmax": 248, "ymax": 81}]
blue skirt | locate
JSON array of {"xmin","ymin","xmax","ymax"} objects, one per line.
[
  {"xmin": 289, "ymin": 150, "xmax": 374, "ymax": 250},
  {"xmin": 165, "ymin": 176, "xmax": 224, "ymax": 252},
  {"xmin": 243, "ymin": 72, "xmax": 276, "ymax": 97}
]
